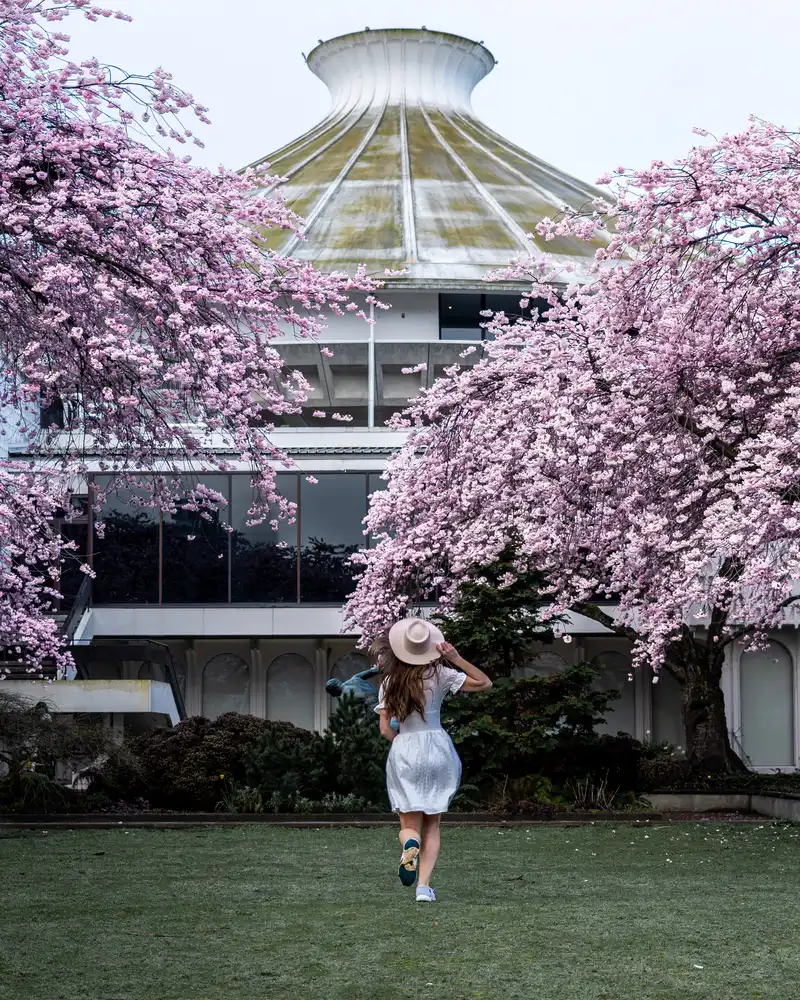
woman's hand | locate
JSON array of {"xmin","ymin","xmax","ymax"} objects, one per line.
[
  {"xmin": 437, "ymin": 643, "xmax": 493, "ymax": 693},
  {"xmin": 436, "ymin": 641, "xmax": 461, "ymax": 664}
]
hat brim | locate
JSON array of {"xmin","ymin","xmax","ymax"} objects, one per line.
[{"xmin": 388, "ymin": 618, "xmax": 445, "ymax": 665}]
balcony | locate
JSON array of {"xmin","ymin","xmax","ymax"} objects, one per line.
[{"xmin": 271, "ymin": 340, "xmax": 487, "ymax": 428}]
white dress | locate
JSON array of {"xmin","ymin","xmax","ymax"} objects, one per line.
[{"xmin": 375, "ymin": 665, "xmax": 466, "ymax": 815}]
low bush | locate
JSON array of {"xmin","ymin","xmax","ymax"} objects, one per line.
[
  {"xmin": 94, "ymin": 713, "xmax": 315, "ymax": 811},
  {"xmin": 637, "ymin": 760, "xmax": 800, "ymax": 795},
  {"xmin": 439, "ymin": 664, "xmax": 666, "ymax": 798},
  {"xmin": 0, "ymin": 772, "xmax": 78, "ymax": 814},
  {"xmin": 243, "ymin": 694, "xmax": 389, "ymax": 812}
]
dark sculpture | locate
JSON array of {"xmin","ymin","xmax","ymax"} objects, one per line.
[{"xmin": 326, "ymin": 665, "xmax": 380, "ymax": 710}]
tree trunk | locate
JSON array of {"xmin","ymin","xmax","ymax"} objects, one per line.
[
  {"xmin": 574, "ymin": 604, "xmax": 746, "ymax": 771},
  {"xmin": 676, "ymin": 641, "xmax": 746, "ymax": 773}
]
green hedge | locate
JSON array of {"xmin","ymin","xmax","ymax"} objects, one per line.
[{"xmin": 93, "ymin": 713, "xmax": 313, "ymax": 811}]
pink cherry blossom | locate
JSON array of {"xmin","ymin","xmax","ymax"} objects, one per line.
[
  {"xmin": 346, "ymin": 117, "xmax": 800, "ymax": 766},
  {"xmin": 0, "ymin": 1, "xmax": 372, "ymax": 667}
]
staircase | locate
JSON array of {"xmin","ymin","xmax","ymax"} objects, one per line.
[
  {"xmin": 1, "ymin": 576, "xmax": 187, "ymax": 721},
  {"xmin": 0, "ymin": 575, "xmax": 91, "ymax": 681}
]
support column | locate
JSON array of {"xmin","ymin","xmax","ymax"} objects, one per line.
[
  {"xmin": 111, "ymin": 713, "xmax": 125, "ymax": 744},
  {"xmin": 367, "ymin": 300, "xmax": 376, "ymax": 428},
  {"xmin": 792, "ymin": 629, "xmax": 800, "ymax": 769},
  {"xmin": 724, "ymin": 641, "xmax": 740, "ymax": 749},
  {"xmin": 185, "ymin": 640, "xmax": 202, "ymax": 717},
  {"xmin": 250, "ymin": 639, "xmax": 266, "ymax": 719},
  {"xmin": 638, "ymin": 669, "xmax": 653, "ymax": 744},
  {"xmin": 314, "ymin": 639, "xmax": 329, "ymax": 733}
]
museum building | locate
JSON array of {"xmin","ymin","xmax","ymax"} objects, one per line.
[{"xmin": 3, "ymin": 29, "xmax": 795, "ymax": 772}]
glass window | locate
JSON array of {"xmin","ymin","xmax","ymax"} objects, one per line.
[
  {"xmin": 92, "ymin": 476, "xmax": 159, "ymax": 604},
  {"xmin": 267, "ymin": 653, "xmax": 315, "ymax": 730},
  {"xmin": 162, "ymin": 475, "xmax": 229, "ymax": 603},
  {"xmin": 59, "ymin": 518, "xmax": 89, "ymax": 608},
  {"xmin": 270, "ymin": 406, "xmax": 369, "ymax": 428},
  {"xmin": 202, "ymin": 653, "xmax": 250, "ymax": 719},
  {"xmin": 591, "ymin": 651, "xmax": 636, "ymax": 737},
  {"xmin": 741, "ymin": 645, "xmax": 794, "ymax": 768},
  {"xmin": 439, "ymin": 293, "xmax": 484, "ymax": 340},
  {"xmin": 300, "ymin": 474, "xmax": 367, "ymax": 602},
  {"xmin": 231, "ymin": 474, "xmax": 298, "ymax": 602},
  {"xmin": 439, "ymin": 293, "xmax": 551, "ymax": 341},
  {"xmin": 367, "ymin": 472, "xmax": 388, "ymax": 549}
]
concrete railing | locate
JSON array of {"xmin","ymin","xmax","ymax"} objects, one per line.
[{"xmin": 648, "ymin": 792, "xmax": 800, "ymax": 822}]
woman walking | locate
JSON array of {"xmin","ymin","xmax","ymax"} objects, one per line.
[{"xmin": 373, "ymin": 617, "xmax": 492, "ymax": 902}]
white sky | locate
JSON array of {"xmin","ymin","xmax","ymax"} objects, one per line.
[{"xmin": 64, "ymin": 0, "xmax": 800, "ymax": 186}]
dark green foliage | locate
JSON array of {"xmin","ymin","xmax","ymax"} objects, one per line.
[
  {"xmin": 326, "ymin": 693, "xmax": 388, "ymax": 806},
  {"xmin": 636, "ymin": 758, "xmax": 800, "ymax": 794},
  {"xmin": 0, "ymin": 691, "xmax": 113, "ymax": 813},
  {"xmin": 441, "ymin": 663, "xmax": 618, "ymax": 791},
  {"xmin": 244, "ymin": 694, "xmax": 389, "ymax": 811},
  {"xmin": 244, "ymin": 726, "xmax": 338, "ymax": 807},
  {"xmin": 432, "ymin": 547, "xmax": 564, "ymax": 676},
  {"xmin": 94, "ymin": 713, "xmax": 313, "ymax": 811},
  {"xmin": 0, "ymin": 771, "xmax": 79, "ymax": 814}
]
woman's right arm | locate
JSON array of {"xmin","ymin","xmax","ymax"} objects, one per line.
[
  {"xmin": 437, "ymin": 643, "xmax": 492, "ymax": 692},
  {"xmin": 378, "ymin": 707, "xmax": 397, "ymax": 741}
]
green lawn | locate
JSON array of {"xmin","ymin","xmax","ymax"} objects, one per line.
[{"xmin": 2, "ymin": 822, "xmax": 799, "ymax": 999}]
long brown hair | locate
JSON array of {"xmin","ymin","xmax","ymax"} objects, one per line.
[{"xmin": 370, "ymin": 633, "xmax": 435, "ymax": 722}]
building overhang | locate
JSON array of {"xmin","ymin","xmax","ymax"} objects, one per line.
[{"xmin": 0, "ymin": 679, "xmax": 180, "ymax": 725}]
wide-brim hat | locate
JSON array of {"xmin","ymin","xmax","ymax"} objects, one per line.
[{"xmin": 388, "ymin": 617, "xmax": 444, "ymax": 665}]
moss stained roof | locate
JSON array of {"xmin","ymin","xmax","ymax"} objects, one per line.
[{"xmin": 248, "ymin": 29, "xmax": 608, "ymax": 285}]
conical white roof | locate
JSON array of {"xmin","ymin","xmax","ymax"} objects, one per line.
[{"xmin": 251, "ymin": 28, "xmax": 605, "ymax": 286}]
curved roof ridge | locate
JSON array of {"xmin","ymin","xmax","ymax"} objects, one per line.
[
  {"xmin": 257, "ymin": 102, "xmax": 356, "ymax": 173},
  {"xmin": 452, "ymin": 111, "xmax": 605, "ymax": 206},
  {"xmin": 283, "ymin": 93, "xmax": 392, "ymax": 257},
  {"xmin": 398, "ymin": 62, "xmax": 418, "ymax": 261},
  {"xmin": 437, "ymin": 107, "xmax": 555, "ymax": 200},
  {"xmin": 259, "ymin": 101, "xmax": 374, "ymax": 195},
  {"xmin": 417, "ymin": 98, "xmax": 534, "ymax": 255}
]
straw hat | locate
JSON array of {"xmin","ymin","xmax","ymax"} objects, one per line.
[{"xmin": 388, "ymin": 617, "xmax": 444, "ymax": 665}]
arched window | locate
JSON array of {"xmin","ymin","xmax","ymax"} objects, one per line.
[
  {"xmin": 267, "ymin": 653, "xmax": 315, "ymax": 730},
  {"xmin": 202, "ymin": 653, "xmax": 250, "ymax": 720},
  {"xmin": 331, "ymin": 651, "xmax": 377, "ymax": 686},
  {"xmin": 513, "ymin": 651, "xmax": 566, "ymax": 679},
  {"xmin": 139, "ymin": 660, "xmax": 187, "ymax": 701},
  {"xmin": 741, "ymin": 643, "xmax": 794, "ymax": 768},
  {"xmin": 138, "ymin": 661, "xmax": 165, "ymax": 683},
  {"xmin": 651, "ymin": 667, "xmax": 683, "ymax": 749},
  {"xmin": 591, "ymin": 651, "xmax": 635, "ymax": 737}
]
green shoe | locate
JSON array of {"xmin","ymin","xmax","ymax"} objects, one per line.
[{"xmin": 398, "ymin": 839, "xmax": 420, "ymax": 886}]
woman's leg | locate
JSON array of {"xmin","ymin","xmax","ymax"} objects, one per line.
[
  {"xmin": 398, "ymin": 811, "xmax": 422, "ymax": 848},
  {"xmin": 397, "ymin": 811, "xmax": 423, "ymax": 885},
  {"xmin": 418, "ymin": 814, "xmax": 441, "ymax": 887}
]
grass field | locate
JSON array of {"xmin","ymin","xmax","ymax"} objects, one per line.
[{"xmin": 2, "ymin": 822, "xmax": 800, "ymax": 999}]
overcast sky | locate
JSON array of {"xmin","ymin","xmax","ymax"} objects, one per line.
[{"xmin": 65, "ymin": 0, "xmax": 799, "ymax": 186}]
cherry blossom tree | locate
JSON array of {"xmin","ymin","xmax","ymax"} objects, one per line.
[
  {"xmin": 0, "ymin": 1, "xmax": 372, "ymax": 668},
  {"xmin": 346, "ymin": 118, "xmax": 800, "ymax": 770},
  {"xmin": 0, "ymin": 463, "xmax": 72, "ymax": 676}
]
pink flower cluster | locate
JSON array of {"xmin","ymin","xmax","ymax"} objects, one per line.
[
  {"xmin": 346, "ymin": 118, "xmax": 800, "ymax": 670},
  {"xmin": 0, "ymin": 2, "xmax": 372, "ymax": 666},
  {"xmin": 0, "ymin": 464, "xmax": 73, "ymax": 675}
]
